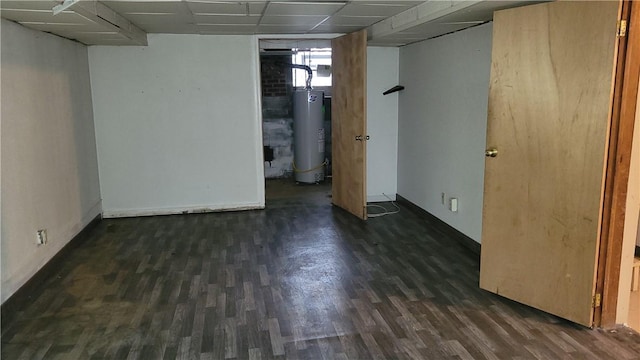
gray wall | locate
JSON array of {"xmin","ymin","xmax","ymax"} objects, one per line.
[
  {"xmin": 89, "ymin": 34, "xmax": 265, "ymax": 217},
  {"xmin": 1, "ymin": 19, "xmax": 102, "ymax": 303},
  {"xmin": 367, "ymin": 46, "xmax": 399, "ymax": 202},
  {"xmin": 397, "ymin": 23, "xmax": 493, "ymax": 242}
]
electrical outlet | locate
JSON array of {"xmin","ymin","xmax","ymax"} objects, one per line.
[
  {"xmin": 450, "ymin": 198, "xmax": 459, "ymax": 212},
  {"xmin": 441, "ymin": 192, "xmax": 446, "ymax": 205},
  {"xmin": 36, "ymin": 229, "xmax": 47, "ymax": 245}
]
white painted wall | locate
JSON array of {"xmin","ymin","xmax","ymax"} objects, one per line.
[
  {"xmin": 1, "ymin": 19, "xmax": 102, "ymax": 303},
  {"xmin": 89, "ymin": 34, "xmax": 265, "ymax": 217},
  {"xmin": 367, "ymin": 47, "xmax": 399, "ymax": 202},
  {"xmin": 397, "ymin": 23, "xmax": 493, "ymax": 242}
]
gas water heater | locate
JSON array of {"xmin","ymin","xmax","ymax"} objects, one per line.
[{"xmin": 293, "ymin": 89, "xmax": 325, "ymax": 184}]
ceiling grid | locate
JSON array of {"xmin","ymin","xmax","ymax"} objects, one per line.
[{"xmin": 0, "ymin": 1, "xmax": 541, "ymax": 46}]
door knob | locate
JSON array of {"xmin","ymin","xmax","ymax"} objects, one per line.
[
  {"xmin": 355, "ymin": 135, "xmax": 363, "ymax": 141},
  {"xmin": 485, "ymin": 148, "xmax": 498, "ymax": 157}
]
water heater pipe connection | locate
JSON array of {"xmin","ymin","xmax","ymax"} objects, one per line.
[{"xmin": 287, "ymin": 64, "xmax": 313, "ymax": 90}]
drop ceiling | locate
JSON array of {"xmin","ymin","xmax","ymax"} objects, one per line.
[{"xmin": 0, "ymin": 1, "xmax": 542, "ymax": 46}]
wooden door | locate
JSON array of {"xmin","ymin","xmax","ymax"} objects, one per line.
[
  {"xmin": 479, "ymin": 1, "xmax": 621, "ymax": 327},
  {"xmin": 331, "ymin": 30, "xmax": 367, "ymax": 220}
]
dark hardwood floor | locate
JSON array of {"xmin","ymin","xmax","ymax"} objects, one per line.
[{"xmin": 3, "ymin": 180, "xmax": 640, "ymax": 359}]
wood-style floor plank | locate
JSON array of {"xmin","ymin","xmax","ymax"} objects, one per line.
[{"xmin": 2, "ymin": 180, "xmax": 639, "ymax": 359}]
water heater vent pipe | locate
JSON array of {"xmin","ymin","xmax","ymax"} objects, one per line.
[{"xmin": 288, "ymin": 64, "xmax": 313, "ymax": 90}]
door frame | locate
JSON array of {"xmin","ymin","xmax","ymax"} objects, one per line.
[
  {"xmin": 255, "ymin": 35, "xmax": 338, "ymax": 202},
  {"xmin": 597, "ymin": 0, "xmax": 640, "ymax": 328}
]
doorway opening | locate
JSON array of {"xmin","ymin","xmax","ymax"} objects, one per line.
[{"xmin": 259, "ymin": 40, "xmax": 333, "ymax": 205}]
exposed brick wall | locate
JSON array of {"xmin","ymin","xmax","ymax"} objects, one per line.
[{"xmin": 260, "ymin": 55, "xmax": 292, "ymax": 97}]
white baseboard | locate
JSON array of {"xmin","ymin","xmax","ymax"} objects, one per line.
[
  {"xmin": 102, "ymin": 202, "xmax": 265, "ymax": 218},
  {"xmin": 367, "ymin": 193, "xmax": 397, "ymax": 203}
]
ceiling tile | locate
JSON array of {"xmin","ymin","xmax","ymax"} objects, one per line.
[
  {"xmin": 247, "ymin": 2, "xmax": 268, "ymax": 15},
  {"xmin": 121, "ymin": 13, "xmax": 194, "ymax": 25},
  {"xmin": 0, "ymin": 1, "xmax": 61, "ymax": 11},
  {"xmin": 185, "ymin": 1, "xmax": 267, "ymax": 16},
  {"xmin": 193, "ymin": 15, "xmax": 260, "ymax": 25},
  {"xmin": 403, "ymin": 21, "xmax": 477, "ymax": 38},
  {"xmin": 367, "ymin": 39, "xmax": 407, "ymax": 46},
  {"xmin": 256, "ymin": 24, "xmax": 317, "ymax": 34},
  {"xmin": 322, "ymin": 15, "xmax": 384, "ymax": 26},
  {"xmin": 435, "ymin": 1, "xmax": 528, "ymax": 24},
  {"xmin": 102, "ymin": 0, "xmax": 195, "ymax": 29},
  {"xmin": 259, "ymin": 39, "xmax": 332, "ymax": 50},
  {"xmin": 135, "ymin": 22, "xmax": 199, "ymax": 33},
  {"xmin": 18, "ymin": 21, "xmax": 105, "ymax": 33},
  {"xmin": 0, "ymin": 9, "xmax": 88, "ymax": 24},
  {"xmin": 101, "ymin": 1, "xmax": 191, "ymax": 15},
  {"xmin": 196, "ymin": 24, "xmax": 256, "ymax": 33},
  {"xmin": 368, "ymin": 22, "xmax": 473, "ymax": 46},
  {"xmin": 336, "ymin": 2, "xmax": 422, "ymax": 17},
  {"xmin": 349, "ymin": 1, "xmax": 424, "ymax": 4},
  {"xmin": 187, "ymin": 1, "xmax": 250, "ymax": 15},
  {"xmin": 0, "ymin": 0, "xmax": 539, "ymax": 46},
  {"xmin": 260, "ymin": 15, "xmax": 328, "ymax": 26},
  {"xmin": 57, "ymin": 31, "xmax": 137, "ymax": 45},
  {"xmin": 194, "ymin": 14, "xmax": 260, "ymax": 25},
  {"xmin": 310, "ymin": 24, "xmax": 363, "ymax": 34},
  {"xmin": 264, "ymin": 2, "xmax": 345, "ymax": 16},
  {"xmin": 122, "ymin": 13, "xmax": 193, "ymax": 26}
]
